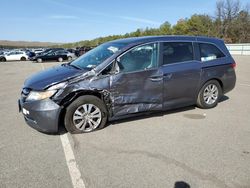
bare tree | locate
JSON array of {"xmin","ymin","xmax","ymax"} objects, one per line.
[{"xmin": 215, "ymin": 0, "xmax": 241, "ymax": 41}]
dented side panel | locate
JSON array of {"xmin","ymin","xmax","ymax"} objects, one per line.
[{"xmin": 110, "ymin": 69, "xmax": 163, "ymax": 117}]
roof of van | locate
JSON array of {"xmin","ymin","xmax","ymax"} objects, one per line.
[{"xmin": 111, "ymin": 35, "xmax": 224, "ymax": 44}]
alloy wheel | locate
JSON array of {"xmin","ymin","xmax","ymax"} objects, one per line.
[
  {"xmin": 72, "ymin": 104, "xmax": 102, "ymax": 132},
  {"xmin": 203, "ymin": 84, "xmax": 219, "ymax": 105}
]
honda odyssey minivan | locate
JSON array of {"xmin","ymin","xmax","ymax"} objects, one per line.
[{"xmin": 19, "ymin": 36, "xmax": 236, "ymax": 133}]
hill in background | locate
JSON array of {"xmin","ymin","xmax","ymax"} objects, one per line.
[{"xmin": 0, "ymin": 40, "xmax": 62, "ymax": 48}]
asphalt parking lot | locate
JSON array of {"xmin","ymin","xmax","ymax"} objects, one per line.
[{"xmin": 0, "ymin": 56, "xmax": 250, "ymax": 188}]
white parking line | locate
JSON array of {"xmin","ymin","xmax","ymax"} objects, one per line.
[
  {"xmin": 60, "ymin": 134, "xmax": 85, "ymax": 188},
  {"xmin": 38, "ymin": 63, "xmax": 84, "ymax": 187},
  {"xmin": 239, "ymin": 83, "xmax": 250, "ymax": 87},
  {"xmin": 41, "ymin": 63, "xmax": 45, "ymax": 70}
]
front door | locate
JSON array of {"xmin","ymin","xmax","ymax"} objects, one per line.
[{"xmin": 110, "ymin": 43, "xmax": 163, "ymax": 117}]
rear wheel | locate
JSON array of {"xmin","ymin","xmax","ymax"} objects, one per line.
[
  {"xmin": 58, "ymin": 57, "xmax": 63, "ymax": 62},
  {"xmin": 37, "ymin": 58, "xmax": 42, "ymax": 63},
  {"xmin": 20, "ymin": 57, "xmax": 26, "ymax": 61},
  {"xmin": 197, "ymin": 80, "xmax": 222, "ymax": 109},
  {"xmin": 68, "ymin": 56, "xmax": 72, "ymax": 61},
  {"xmin": 64, "ymin": 95, "xmax": 108, "ymax": 134}
]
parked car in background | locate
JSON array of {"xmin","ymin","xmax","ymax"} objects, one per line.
[
  {"xmin": 0, "ymin": 51, "xmax": 28, "ymax": 62},
  {"xmin": 41, "ymin": 48, "xmax": 64, "ymax": 55},
  {"xmin": 19, "ymin": 36, "xmax": 236, "ymax": 134},
  {"xmin": 33, "ymin": 49, "xmax": 45, "ymax": 54},
  {"xmin": 33, "ymin": 50, "xmax": 68, "ymax": 63},
  {"xmin": 56, "ymin": 49, "xmax": 76, "ymax": 60},
  {"xmin": 67, "ymin": 48, "xmax": 76, "ymax": 54}
]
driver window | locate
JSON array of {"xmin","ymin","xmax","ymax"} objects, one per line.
[{"xmin": 118, "ymin": 43, "xmax": 158, "ymax": 73}]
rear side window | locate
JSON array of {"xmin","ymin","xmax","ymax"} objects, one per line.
[
  {"xmin": 162, "ymin": 42, "xmax": 194, "ymax": 65},
  {"xmin": 199, "ymin": 43, "xmax": 225, "ymax": 62}
]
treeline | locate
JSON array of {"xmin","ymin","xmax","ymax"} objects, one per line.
[{"xmin": 60, "ymin": 0, "xmax": 250, "ymax": 48}]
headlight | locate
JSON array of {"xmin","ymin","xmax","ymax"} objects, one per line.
[
  {"xmin": 26, "ymin": 90, "xmax": 57, "ymax": 101},
  {"xmin": 26, "ymin": 82, "xmax": 67, "ymax": 101}
]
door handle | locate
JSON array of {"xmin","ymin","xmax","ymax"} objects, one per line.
[{"xmin": 150, "ymin": 75, "xmax": 163, "ymax": 82}]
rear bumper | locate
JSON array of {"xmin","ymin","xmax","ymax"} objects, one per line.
[{"xmin": 19, "ymin": 99, "xmax": 62, "ymax": 133}]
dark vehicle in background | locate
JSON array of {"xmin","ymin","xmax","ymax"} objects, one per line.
[
  {"xmin": 26, "ymin": 51, "xmax": 36, "ymax": 59},
  {"xmin": 33, "ymin": 50, "xmax": 68, "ymax": 63},
  {"xmin": 19, "ymin": 36, "xmax": 236, "ymax": 134},
  {"xmin": 76, "ymin": 46, "xmax": 93, "ymax": 57},
  {"xmin": 35, "ymin": 48, "xmax": 64, "ymax": 57}
]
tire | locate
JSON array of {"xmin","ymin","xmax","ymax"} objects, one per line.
[
  {"xmin": 68, "ymin": 56, "xmax": 72, "ymax": 61},
  {"xmin": 58, "ymin": 57, "xmax": 63, "ymax": 62},
  {"xmin": 0, "ymin": 57, "xmax": 6, "ymax": 62},
  {"xmin": 64, "ymin": 95, "xmax": 108, "ymax": 134},
  {"xmin": 37, "ymin": 58, "xmax": 42, "ymax": 63},
  {"xmin": 20, "ymin": 57, "xmax": 26, "ymax": 61},
  {"xmin": 197, "ymin": 80, "xmax": 222, "ymax": 109}
]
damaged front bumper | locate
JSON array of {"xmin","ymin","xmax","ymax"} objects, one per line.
[{"xmin": 18, "ymin": 98, "xmax": 62, "ymax": 133}]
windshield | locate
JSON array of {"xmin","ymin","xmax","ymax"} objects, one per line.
[{"xmin": 71, "ymin": 42, "xmax": 126, "ymax": 70}]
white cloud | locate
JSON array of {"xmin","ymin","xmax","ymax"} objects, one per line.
[
  {"xmin": 49, "ymin": 15, "xmax": 79, "ymax": 20},
  {"xmin": 120, "ymin": 16, "xmax": 161, "ymax": 26}
]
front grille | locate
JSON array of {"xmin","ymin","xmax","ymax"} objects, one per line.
[{"xmin": 21, "ymin": 88, "xmax": 30, "ymax": 102}]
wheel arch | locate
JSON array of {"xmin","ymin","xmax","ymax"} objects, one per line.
[
  {"xmin": 200, "ymin": 78, "xmax": 224, "ymax": 92},
  {"xmin": 60, "ymin": 90, "xmax": 104, "ymax": 107},
  {"xmin": 1, "ymin": 57, "xmax": 7, "ymax": 61},
  {"xmin": 57, "ymin": 89, "xmax": 110, "ymax": 130}
]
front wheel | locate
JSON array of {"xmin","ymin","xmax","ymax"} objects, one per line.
[
  {"xmin": 197, "ymin": 80, "xmax": 222, "ymax": 109},
  {"xmin": 64, "ymin": 95, "xmax": 108, "ymax": 134}
]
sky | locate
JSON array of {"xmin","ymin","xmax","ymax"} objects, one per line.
[{"xmin": 0, "ymin": 0, "xmax": 249, "ymax": 43}]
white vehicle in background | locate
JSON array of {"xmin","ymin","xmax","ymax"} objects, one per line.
[{"xmin": 0, "ymin": 51, "xmax": 29, "ymax": 62}]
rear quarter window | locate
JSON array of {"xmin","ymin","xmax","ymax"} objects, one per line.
[{"xmin": 199, "ymin": 43, "xmax": 225, "ymax": 62}]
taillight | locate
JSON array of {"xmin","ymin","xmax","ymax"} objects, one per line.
[{"xmin": 231, "ymin": 62, "xmax": 236, "ymax": 69}]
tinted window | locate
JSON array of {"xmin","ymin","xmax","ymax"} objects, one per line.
[
  {"xmin": 162, "ymin": 42, "xmax": 194, "ymax": 65},
  {"xmin": 199, "ymin": 43, "xmax": 225, "ymax": 62},
  {"xmin": 56, "ymin": 50, "xmax": 67, "ymax": 55},
  {"xmin": 118, "ymin": 43, "xmax": 158, "ymax": 73}
]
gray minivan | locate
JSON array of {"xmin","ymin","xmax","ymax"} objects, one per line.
[{"xmin": 19, "ymin": 36, "xmax": 236, "ymax": 133}]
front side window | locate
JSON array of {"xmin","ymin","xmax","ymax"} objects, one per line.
[
  {"xmin": 118, "ymin": 43, "xmax": 158, "ymax": 73},
  {"xmin": 199, "ymin": 43, "xmax": 225, "ymax": 62},
  {"xmin": 8, "ymin": 52, "xmax": 16, "ymax": 55},
  {"xmin": 162, "ymin": 42, "xmax": 194, "ymax": 65}
]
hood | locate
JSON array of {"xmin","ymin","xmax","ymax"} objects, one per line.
[{"xmin": 24, "ymin": 64, "xmax": 87, "ymax": 90}]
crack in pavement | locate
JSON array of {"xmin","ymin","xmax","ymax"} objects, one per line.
[{"xmin": 85, "ymin": 142, "xmax": 231, "ymax": 188}]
